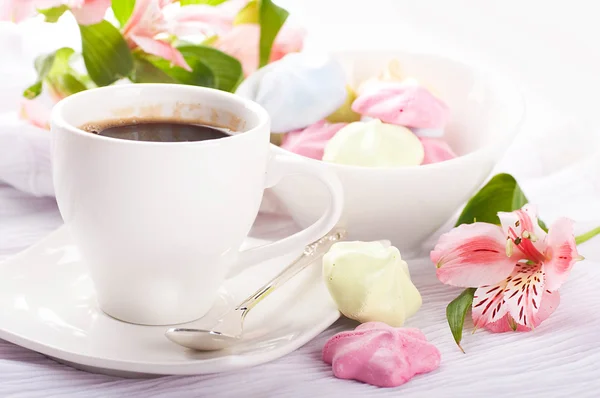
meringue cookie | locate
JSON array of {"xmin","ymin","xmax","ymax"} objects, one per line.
[
  {"xmin": 420, "ymin": 137, "xmax": 457, "ymax": 164},
  {"xmin": 280, "ymin": 120, "xmax": 347, "ymax": 160},
  {"xmin": 323, "ymin": 322, "xmax": 441, "ymax": 387},
  {"xmin": 352, "ymin": 81, "xmax": 450, "ymax": 130},
  {"xmin": 322, "ymin": 241, "xmax": 422, "ymax": 327},
  {"xmin": 410, "ymin": 127, "xmax": 445, "ymax": 138},
  {"xmin": 356, "ymin": 59, "xmax": 404, "ymax": 94},
  {"xmin": 322, "ymin": 119, "xmax": 424, "ymax": 167},
  {"xmin": 325, "ymin": 85, "xmax": 361, "ymax": 123},
  {"xmin": 235, "ymin": 52, "xmax": 347, "ymax": 132}
]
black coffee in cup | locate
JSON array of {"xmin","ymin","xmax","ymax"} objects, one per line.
[{"xmin": 82, "ymin": 120, "xmax": 231, "ymax": 143}]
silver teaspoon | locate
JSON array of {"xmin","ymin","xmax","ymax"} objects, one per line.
[{"xmin": 165, "ymin": 229, "xmax": 346, "ymax": 351}]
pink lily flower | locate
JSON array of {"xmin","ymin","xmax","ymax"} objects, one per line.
[
  {"xmin": 280, "ymin": 120, "xmax": 347, "ymax": 160},
  {"xmin": 122, "ymin": 0, "xmax": 190, "ymax": 71},
  {"xmin": 19, "ymin": 98, "xmax": 53, "ymax": 130},
  {"xmin": 431, "ymin": 204, "xmax": 582, "ymax": 331},
  {"xmin": 122, "ymin": 0, "xmax": 240, "ymax": 72},
  {"xmin": 69, "ymin": 0, "xmax": 110, "ymax": 25},
  {"xmin": 214, "ymin": 23, "xmax": 305, "ymax": 76},
  {"xmin": 1, "ymin": 0, "xmax": 109, "ymax": 25}
]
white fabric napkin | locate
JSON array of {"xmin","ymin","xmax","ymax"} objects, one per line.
[{"xmin": 0, "ymin": 20, "xmax": 80, "ymax": 198}]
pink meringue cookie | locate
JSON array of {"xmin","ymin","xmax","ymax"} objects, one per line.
[
  {"xmin": 280, "ymin": 120, "xmax": 347, "ymax": 160},
  {"xmin": 420, "ymin": 137, "xmax": 457, "ymax": 164},
  {"xmin": 352, "ymin": 82, "xmax": 450, "ymax": 129},
  {"xmin": 322, "ymin": 322, "xmax": 441, "ymax": 388}
]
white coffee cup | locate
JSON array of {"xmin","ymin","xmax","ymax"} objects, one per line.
[{"xmin": 51, "ymin": 84, "xmax": 343, "ymax": 326}]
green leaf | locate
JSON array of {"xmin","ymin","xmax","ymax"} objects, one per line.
[
  {"xmin": 180, "ymin": 0, "xmax": 228, "ymax": 5},
  {"xmin": 258, "ymin": 0, "xmax": 289, "ymax": 67},
  {"xmin": 508, "ymin": 316, "xmax": 518, "ymax": 331},
  {"xmin": 79, "ymin": 21, "xmax": 133, "ymax": 86},
  {"xmin": 23, "ymin": 81, "xmax": 43, "ymax": 100},
  {"xmin": 201, "ymin": 35, "xmax": 219, "ymax": 46},
  {"xmin": 234, "ymin": 0, "xmax": 258, "ymax": 24},
  {"xmin": 179, "ymin": 45, "xmax": 243, "ymax": 92},
  {"xmin": 46, "ymin": 48, "xmax": 88, "ymax": 98},
  {"xmin": 23, "ymin": 52, "xmax": 56, "ymax": 99},
  {"xmin": 456, "ymin": 173, "xmax": 535, "ymax": 227},
  {"xmin": 151, "ymin": 45, "xmax": 243, "ymax": 92},
  {"xmin": 50, "ymin": 48, "xmax": 76, "ymax": 73},
  {"xmin": 48, "ymin": 72, "xmax": 88, "ymax": 97},
  {"xmin": 575, "ymin": 226, "xmax": 600, "ymax": 245},
  {"xmin": 24, "ymin": 48, "xmax": 90, "ymax": 100},
  {"xmin": 151, "ymin": 57, "xmax": 215, "ymax": 88},
  {"xmin": 34, "ymin": 53, "xmax": 55, "ymax": 75},
  {"xmin": 37, "ymin": 5, "xmax": 68, "ymax": 23},
  {"xmin": 112, "ymin": 0, "xmax": 136, "ymax": 27},
  {"xmin": 130, "ymin": 55, "xmax": 177, "ymax": 83},
  {"xmin": 446, "ymin": 288, "xmax": 476, "ymax": 353}
]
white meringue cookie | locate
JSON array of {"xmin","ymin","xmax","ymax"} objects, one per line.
[
  {"xmin": 235, "ymin": 52, "xmax": 347, "ymax": 132},
  {"xmin": 323, "ymin": 241, "xmax": 422, "ymax": 327},
  {"xmin": 322, "ymin": 119, "xmax": 424, "ymax": 167},
  {"xmin": 356, "ymin": 58, "xmax": 405, "ymax": 94},
  {"xmin": 410, "ymin": 127, "xmax": 445, "ymax": 138}
]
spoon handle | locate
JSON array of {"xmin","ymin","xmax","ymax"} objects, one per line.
[{"xmin": 235, "ymin": 229, "xmax": 346, "ymax": 313}]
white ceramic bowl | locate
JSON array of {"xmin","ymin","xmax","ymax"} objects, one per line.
[{"xmin": 270, "ymin": 49, "xmax": 525, "ymax": 256}]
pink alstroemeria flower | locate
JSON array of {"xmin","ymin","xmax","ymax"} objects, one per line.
[
  {"xmin": 1, "ymin": 0, "xmax": 109, "ymax": 25},
  {"xmin": 19, "ymin": 98, "xmax": 53, "ymax": 130},
  {"xmin": 122, "ymin": 0, "xmax": 241, "ymax": 72},
  {"xmin": 214, "ymin": 23, "xmax": 305, "ymax": 76},
  {"xmin": 431, "ymin": 204, "xmax": 582, "ymax": 332}
]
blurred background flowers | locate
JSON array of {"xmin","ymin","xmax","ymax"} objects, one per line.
[{"xmin": 2, "ymin": 0, "xmax": 305, "ymax": 129}]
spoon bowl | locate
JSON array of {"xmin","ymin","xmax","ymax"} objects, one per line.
[{"xmin": 165, "ymin": 329, "xmax": 240, "ymax": 351}]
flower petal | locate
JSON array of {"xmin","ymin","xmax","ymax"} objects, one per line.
[
  {"xmin": 485, "ymin": 290, "xmax": 560, "ymax": 332},
  {"xmin": 122, "ymin": 0, "xmax": 163, "ymax": 38},
  {"xmin": 70, "ymin": 0, "xmax": 110, "ymax": 25},
  {"xmin": 19, "ymin": 98, "xmax": 52, "ymax": 130},
  {"xmin": 215, "ymin": 22, "xmax": 305, "ymax": 76},
  {"xmin": 129, "ymin": 34, "xmax": 192, "ymax": 71},
  {"xmin": 163, "ymin": 4, "xmax": 235, "ymax": 37},
  {"xmin": 543, "ymin": 217, "xmax": 580, "ymax": 291},
  {"xmin": 214, "ymin": 24, "xmax": 259, "ymax": 76},
  {"xmin": 0, "ymin": 0, "xmax": 34, "ymax": 22},
  {"xmin": 1, "ymin": 0, "xmax": 63, "ymax": 22},
  {"xmin": 269, "ymin": 24, "xmax": 306, "ymax": 62},
  {"xmin": 499, "ymin": 204, "xmax": 547, "ymax": 262},
  {"xmin": 431, "ymin": 223, "xmax": 517, "ymax": 287},
  {"xmin": 472, "ymin": 280, "xmax": 510, "ymax": 328},
  {"xmin": 504, "ymin": 262, "xmax": 544, "ymax": 327}
]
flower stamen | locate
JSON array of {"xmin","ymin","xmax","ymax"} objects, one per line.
[
  {"xmin": 505, "ymin": 238, "xmax": 514, "ymax": 257},
  {"xmin": 530, "ymin": 233, "xmax": 538, "ymax": 242},
  {"xmin": 514, "ymin": 237, "xmax": 522, "ymax": 245}
]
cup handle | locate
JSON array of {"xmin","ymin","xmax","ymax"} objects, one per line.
[{"xmin": 227, "ymin": 154, "xmax": 344, "ymax": 278}]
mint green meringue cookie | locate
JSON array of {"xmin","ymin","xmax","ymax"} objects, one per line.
[
  {"xmin": 322, "ymin": 119, "xmax": 424, "ymax": 167},
  {"xmin": 322, "ymin": 241, "xmax": 422, "ymax": 327}
]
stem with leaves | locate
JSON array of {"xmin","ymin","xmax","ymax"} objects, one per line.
[{"xmin": 575, "ymin": 226, "xmax": 600, "ymax": 245}]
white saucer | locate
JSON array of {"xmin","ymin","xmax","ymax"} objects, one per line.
[{"xmin": 0, "ymin": 226, "xmax": 340, "ymax": 377}]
